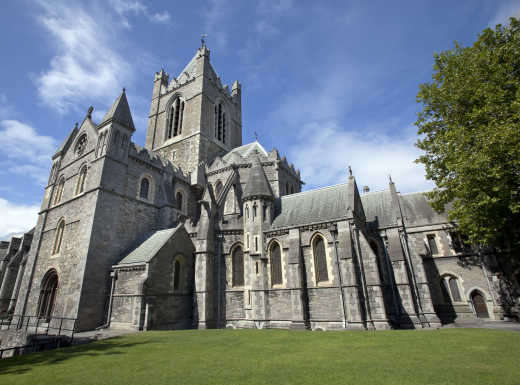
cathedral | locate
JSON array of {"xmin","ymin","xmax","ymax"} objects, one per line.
[{"xmin": 0, "ymin": 45, "xmax": 505, "ymax": 338}]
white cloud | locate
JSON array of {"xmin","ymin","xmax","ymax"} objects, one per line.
[
  {"xmin": 203, "ymin": 0, "xmax": 231, "ymax": 48},
  {"xmin": 36, "ymin": 1, "xmax": 133, "ymax": 113},
  {"xmin": 109, "ymin": 0, "xmax": 171, "ymax": 26},
  {"xmin": 287, "ymin": 122, "xmax": 433, "ymax": 194},
  {"xmin": 0, "ymin": 198, "xmax": 39, "ymax": 240},
  {"xmin": 0, "ymin": 119, "xmax": 57, "ymax": 185},
  {"xmin": 489, "ymin": 1, "xmax": 520, "ymax": 27},
  {"xmin": 0, "ymin": 93, "xmax": 14, "ymax": 119}
]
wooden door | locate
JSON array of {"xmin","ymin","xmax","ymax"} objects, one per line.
[{"xmin": 471, "ymin": 291, "xmax": 489, "ymax": 318}]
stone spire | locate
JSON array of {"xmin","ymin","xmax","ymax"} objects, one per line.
[
  {"xmin": 99, "ymin": 88, "xmax": 135, "ymax": 131},
  {"xmin": 243, "ymin": 154, "xmax": 274, "ymax": 201}
]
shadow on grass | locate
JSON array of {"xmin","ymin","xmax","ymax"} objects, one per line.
[{"xmin": 0, "ymin": 336, "xmax": 154, "ymax": 376}]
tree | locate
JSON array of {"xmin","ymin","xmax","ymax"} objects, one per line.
[{"xmin": 415, "ymin": 19, "xmax": 520, "ymax": 273}]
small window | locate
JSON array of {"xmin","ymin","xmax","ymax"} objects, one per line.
[
  {"xmin": 313, "ymin": 236, "xmax": 329, "ymax": 283},
  {"xmin": 75, "ymin": 134, "xmax": 88, "ymax": 157},
  {"xmin": 53, "ymin": 220, "xmax": 65, "ymax": 254},
  {"xmin": 176, "ymin": 191, "xmax": 183, "ymax": 211},
  {"xmin": 54, "ymin": 177, "xmax": 65, "ymax": 205},
  {"xmin": 246, "ymin": 233, "xmax": 250, "ymax": 249},
  {"xmin": 449, "ymin": 231, "xmax": 466, "ymax": 253},
  {"xmin": 449, "ymin": 277, "xmax": 462, "ymax": 302},
  {"xmin": 173, "ymin": 259, "xmax": 181, "ymax": 291},
  {"xmin": 76, "ymin": 165, "xmax": 87, "ymax": 195},
  {"xmin": 215, "ymin": 181, "xmax": 223, "ymax": 198},
  {"xmin": 255, "ymin": 236, "xmax": 258, "ymax": 252},
  {"xmin": 232, "ymin": 246, "xmax": 244, "ymax": 287},
  {"xmin": 427, "ymin": 234, "xmax": 438, "ymax": 255},
  {"xmin": 253, "ymin": 203, "xmax": 257, "ymax": 220},
  {"xmin": 270, "ymin": 242, "xmax": 282, "ymax": 286},
  {"xmin": 140, "ymin": 178, "xmax": 150, "ymax": 200},
  {"xmin": 245, "ymin": 205, "xmax": 249, "ymax": 219},
  {"xmin": 263, "ymin": 205, "xmax": 268, "ymax": 221}
]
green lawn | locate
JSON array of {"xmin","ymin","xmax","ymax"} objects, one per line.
[{"xmin": 0, "ymin": 329, "xmax": 519, "ymax": 385}]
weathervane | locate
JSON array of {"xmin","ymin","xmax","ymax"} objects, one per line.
[
  {"xmin": 201, "ymin": 33, "xmax": 207, "ymax": 48},
  {"xmin": 348, "ymin": 165, "xmax": 352, "ymax": 177},
  {"xmin": 254, "ymin": 131, "xmax": 258, "ymax": 141}
]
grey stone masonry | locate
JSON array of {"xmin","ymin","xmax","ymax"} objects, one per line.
[{"xmin": 0, "ymin": 44, "xmax": 509, "ymax": 352}]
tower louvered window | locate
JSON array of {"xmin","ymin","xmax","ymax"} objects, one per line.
[
  {"xmin": 215, "ymin": 102, "xmax": 226, "ymax": 143},
  {"xmin": 232, "ymin": 246, "xmax": 244, "ymax": 287},
  {"xmin": 270, "ymin": 243, "xmax": 282, "ymax": 286},
  {"xmin": 167, "ymin": 98, "xmax": 184, "ymax": 139},
  {"xmin": 53, "ymin": 220, "xmax": 65, "ymax": 254},
  {"xmin": 314, "ymin": 236, "xmax": 328, "ymax": 283}
]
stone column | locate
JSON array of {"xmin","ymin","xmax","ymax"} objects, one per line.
[{"xmin": 286, "ymin": 228, "xmax": 308, "ymax": 329}]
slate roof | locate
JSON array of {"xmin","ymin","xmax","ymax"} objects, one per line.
[
  {"xmin": 53, "ymin": 125, "xmax": 78, "ymax": 158},
  {"xmin": 99, "ymin": 90, "xmax": 135, "ymax": 130},
  {"xmin": 400, "ymin": 192, "xmax": 448, "ymax": 226},
  {"xmin": 243, "ymin": 156, "xmax": 274, "ymax": 200},
  {"xmin": 116, "ymin": 226, "xmax": 181, "ymax": 265},
  {"xmin": 272, "ymin": 183, "xmax": 349, "ymax": 228},
  {"xmin": 360, "ymin": 190, "xmax": 396, "ymax": 228},
  {"xmin": 222, "ymin": 141, "xmax": 268, "ymax": 162}
]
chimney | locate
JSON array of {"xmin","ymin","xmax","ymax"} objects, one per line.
[{"xmin": 363, "ymin": 186, "xmax": 370, "ymax": 193}]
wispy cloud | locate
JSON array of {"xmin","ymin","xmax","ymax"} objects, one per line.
[
  {"xmin": 489, "ymin": 1, "xmax": 520, "ymax": 27},
  {"xmin": 109, "ymin": 0, "xmax": 171, "ymax": 27},
  {"xmin": 287, "ymin": 122, "xmax": 432, "ymax": 193},
  {"xmin": 0, "ymin": 93, "xmax": 14, "ymax": 119},
  {"xmin": 0, "ymin": 119, "xmax": 57, "ymax": 185},
  {"xmin": 0, "ymin": 198, "xmax": 39, "ymax": 240},
  {"xmin": 203, "ymin": 0, "xmax": 232, "ymax": 48},
  {"xmin": 35, "ymin": 1, "xmax": 133, "ymax": 114}
]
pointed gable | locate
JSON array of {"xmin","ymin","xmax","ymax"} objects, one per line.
[
  {"xmin": 243, "ymin": 154, "xmax": 273, "ymax": 200},
  {"xmin": 99, "ymin": 89, "xmax": 135, "ymax": 130}
]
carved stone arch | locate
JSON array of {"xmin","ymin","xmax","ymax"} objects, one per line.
[
  {"xmin": 53, "ymin": 175, "xmax": 66, "ymax": 205},
  {"xmin": 74, "ymin": 132, "xmax": 88, "ymax": 158},
  {"xmin": 172, "ymin": 254, "xmax": 187, "ymax": 292},
  {"xmin": 440, "ymin": 273, "xmax": 464, "ymax": 303},
  {"xmin": 37, "ymin": 268, "xmax": 59, "ymax": 322},
  {"xmin": 175, "ymin": 186, "xmax": 186, "ymax": 212},
  {"xmin": 53, "ymin": 217, "xmax": 66, "ymax": 255}
]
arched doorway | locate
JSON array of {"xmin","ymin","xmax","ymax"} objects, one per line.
[
  {"xmin": 471, "ymin": 290, "xmax": 489, "ymax": 318},
  {"xmin": 37, "ymin": 270, "xmax": 59, "ymax": 322}
]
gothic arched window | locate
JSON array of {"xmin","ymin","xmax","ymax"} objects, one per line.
[
  {"xmin": 53, "ymin": 219, "xmax": 65, "ymax": 254},
  {"xmin": 140, "ymin": 178, "xmax": 150, "ymax": 200},
  {"xmin": 37, "ymin": 269, "xmax": 58, "ymax": 322},
  {"xmin": 449, "ymin": 276, "xmax": 462, "ymax": 302},
  {"xmin": 176, "ymin": 191, "xmax": 183, "ymax": 211},
  {"xmin": 270, "ymin": 242, "xmax": 282, "ymax": 286},
  {"xmin": 232, "ymin": 245, "xmax": 244, "ymax": 287},
  {"xmin": 263, "ymin": 205, "xmax": 268, "ymax": 221},
  {"xmin": 245, "ymin": 205, "xmax": 249, "ymax": 219},
  {"xmin": 313, "ymin": 235, "xmax": 328, "ymax": 283},
  {"xmin": 76, "ymin": 165, "xmax": 87, "ymax": 195},
  {"xmin": 167, "ymin": 97, "xmax": 185, "ymax": 139},
  {"xmin": 253, "ymin": 203, "xmax": 257, "ymax": 219},
  {"xmin": 54, "ymin": 177, "xmax": 65, "ymax": 205}
]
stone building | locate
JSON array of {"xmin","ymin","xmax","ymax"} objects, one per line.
[{"xmin": 0, "ymin": 45, "xmax": 506, "ymax": 337}]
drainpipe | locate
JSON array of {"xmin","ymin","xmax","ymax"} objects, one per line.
[
  {"xmin": 329, "ymin": 224, "xmax": 347, "ymax": 329},
  {"xmin": 216, "ymin": 233, "xmax": 224, "ymax": 329}
]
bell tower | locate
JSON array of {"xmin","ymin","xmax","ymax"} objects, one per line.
[{"xmin": 145, "ymin": 44, "xmax": 242, "ymax": 175}]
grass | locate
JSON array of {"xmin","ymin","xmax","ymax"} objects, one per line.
[{"xmin": 0, "ymin": 329, "xmax": 519, "ymax": 385}]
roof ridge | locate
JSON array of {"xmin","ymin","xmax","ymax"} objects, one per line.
[{"xmin": 281, "ymin": 181, "xmax": 349, "ymax": 199}]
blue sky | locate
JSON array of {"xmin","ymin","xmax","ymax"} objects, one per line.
[{"xmin": 0, "ymin": 0, "xmax": 519, "ymax": 239}]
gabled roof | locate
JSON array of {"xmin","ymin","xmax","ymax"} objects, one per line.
[
  {"xmin": 116, "ymin": 226, "xmax": 181, "ymax": 265},
  {"xmin": 243, "ymin": 155, "xmax": 274, "ymax": 200},
  {"xmin": 53, "ymin": 125, "xmax": 78, "ymax": 159},
  {"xmin": 272, "ymin": 183, "xmax": 349, "ymax": 228},
  {"xmin": 222, "ymin": 141, "xmax": 268, "ymax": 162},
  {"xmin": 99, "ymin": 89, "xmax": 135, "ymax": 130},
  {"xmin": 361, "ymin": 190, "xmax": 396, "ymax": 228}
]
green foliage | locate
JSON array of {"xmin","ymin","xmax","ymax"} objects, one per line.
[
  {"xmin": 1, "ymin": 329, "xmax": 520, "ymax": 385},
  {"xmin": 416, "ymin": 18, "xmax": 520, "ymax": 263}
]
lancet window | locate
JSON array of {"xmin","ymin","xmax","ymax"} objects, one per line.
[{"xmin": 167, "ymin": 97, "xmax": 185, "ymax": 139}]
